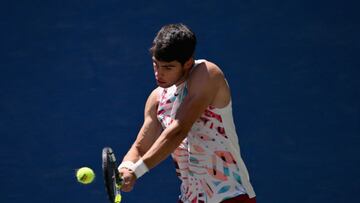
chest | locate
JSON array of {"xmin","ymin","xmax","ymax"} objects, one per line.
[{"xmin": 157, "ymin": 84, "xmax": 187, "ymax": 128}]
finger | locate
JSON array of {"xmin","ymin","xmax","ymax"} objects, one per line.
[
  {"xmin": 121, "ymin": 182, "xmax": 133, "ymax": 192},
  {"xmin": 122, "ymin": 176, "xmax": 135, "ymax": 191}
]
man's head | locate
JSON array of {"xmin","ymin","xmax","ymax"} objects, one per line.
[
  {"xmin": 150, "ymin": 24, "xmax": 197, "ymax": 88},
  {"xmin": 149, "ymin": 23, "xmax": 196, "ymax": 65}
]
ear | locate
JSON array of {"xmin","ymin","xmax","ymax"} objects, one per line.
[{"xmin": 184, "ymin": 57, "xmax": 194, "ymax": 70}]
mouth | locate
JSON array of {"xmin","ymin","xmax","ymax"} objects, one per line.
[{"xmin": 156, "ymin": 79, "xmax": 166, "ymax": 84}]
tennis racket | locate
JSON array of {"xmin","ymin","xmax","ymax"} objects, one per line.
[{"xmin": 102, "ymin": 147, "xmax": 123, "ymax": 203}]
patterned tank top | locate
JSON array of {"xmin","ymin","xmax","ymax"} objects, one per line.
[{"xmin": 157, "ymin": 60, "xmax": 255, "ymax": 203}]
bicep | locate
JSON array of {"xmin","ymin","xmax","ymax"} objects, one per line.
[
  {"xmin": 175, "ymin": 65, "xmax": 221, "ymax": 132},
  {"xmin": 133, "ymin": 88, "xmax": 163, "ymax": 155}
]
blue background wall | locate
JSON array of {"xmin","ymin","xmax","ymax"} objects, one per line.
[{"xmin": 1, "ymin": 0, "xmax": 359, "ymax": 202}]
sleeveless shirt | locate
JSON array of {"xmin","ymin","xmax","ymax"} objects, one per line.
[{"xmin": 157, "ymin": 60, "xmax": 255, "ymax": 203}]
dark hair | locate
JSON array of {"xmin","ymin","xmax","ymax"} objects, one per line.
[{"xmin": 149, "ymin": 23, "xmax": 196, "ymax": 65}]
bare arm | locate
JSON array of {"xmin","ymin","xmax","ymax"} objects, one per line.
[
  {"xmin": 121, "ymin": 88, "xmax": 163, "ymax": 163},
  {"xmin": 142, "ymin": 62, "xmax": 225, "ymax": 169}
]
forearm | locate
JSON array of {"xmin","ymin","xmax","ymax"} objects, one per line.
[
  {"xmin": 141, "ymin": 121, "xmax": 189, "ymax": 169},
  {"xmin": 122, "ymin": 143, "xmax": 143, "ymax": 162},
  {"xmin": 122, "ymin": 120, "xmax": 162, "ymax": 163},
  {"xmin": 119, "ymin": 143, "xmax": 145, "ymax": 172},
  {"xmin": 119, "ymin": 124, "xmax": 181, "ymax": 178}
]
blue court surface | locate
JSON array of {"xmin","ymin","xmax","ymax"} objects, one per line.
[{"xmin": 1, "ymin": 0, "xmax": 359, "ymax": 202}]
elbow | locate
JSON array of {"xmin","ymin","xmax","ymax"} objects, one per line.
[{"xmin": 170, "ymin": 119, "xmax": 191, "ymax": 140}]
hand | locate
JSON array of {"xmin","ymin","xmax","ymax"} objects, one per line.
[{"xmin": 119, "ymin": 168, "xmax": 137, "ymax": 192}]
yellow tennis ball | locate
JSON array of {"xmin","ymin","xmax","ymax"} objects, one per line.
[{"xmin": 76, "ymin": 167, "xmax": 95, "ymax": 184}]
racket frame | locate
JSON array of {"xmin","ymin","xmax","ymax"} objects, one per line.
[{"xmin": 102, "ymin": 147, "xmax": 123, "ymax": 203}]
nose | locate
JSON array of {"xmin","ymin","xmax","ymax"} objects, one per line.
[{"xmin": 154, "ymin": 66, "xmax": 163, "ymax": 78}]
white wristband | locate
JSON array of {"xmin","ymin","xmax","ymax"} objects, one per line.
[
  {"xmin": 130, "ymin": 159, "xmax": 149, "ymax": 179},
  {"xmin": 118, "ymin": 161, "xmax": 135, "ymax": 171}
]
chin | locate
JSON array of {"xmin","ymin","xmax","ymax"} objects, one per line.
[
  {"xmin": 158, "ymin": 84, "xmax": 172, "ymax": 88},
  {"xmin": 157, "ymin": 82, "xmax": 173, "ymax": 88}
]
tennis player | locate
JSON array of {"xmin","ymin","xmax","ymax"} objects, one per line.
[{"xmin": 118, "ymin": 23, "xmax": 256, "ymax": 203}]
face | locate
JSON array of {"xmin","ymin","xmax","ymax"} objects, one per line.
[{"xmin": 152, "ymin": 57, "xmax": 189, "ymax": 88}]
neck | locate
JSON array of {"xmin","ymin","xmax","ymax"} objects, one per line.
[
  {"xmin": 175, "ymin": 72, "xmax": 189, "ymax": 87},
  {"xmin": 174, "ymin": 59, "xmax": 195, "ymax": 86}
]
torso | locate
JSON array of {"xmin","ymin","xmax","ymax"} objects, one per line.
[{"xmin": 156, "ymin": 60, "xmax": 256, "ymax": 203}]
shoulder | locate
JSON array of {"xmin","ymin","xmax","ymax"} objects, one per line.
[
  {"xmin": 145, "ymin": 87, "xmax": 161, "ymax": 108},
  {"xmin": 188, "ymin": 60, "xmax": 231, "ymax": 108},
  {"xmin": 188, "ymin": 60, "xmax": 225, "ymax": 88}
]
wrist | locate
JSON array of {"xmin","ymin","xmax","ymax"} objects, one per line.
[
  {"xmin": 130, "ymin": 159, "xmax": 149, "ymax": 179},
  {"xmin": 118, "ymin": 161, "xmax": 135, "ymax": 171}
]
